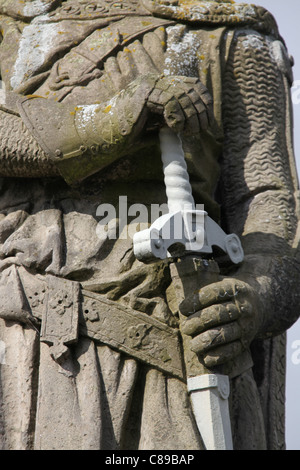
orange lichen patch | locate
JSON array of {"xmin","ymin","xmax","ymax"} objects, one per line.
[
  {"xmin": 103, "ymin": 104, "xmax": 112, "ymax": 113},
  {"xmin": 69, "ymin": 107, "xmax": 82, "ymax": 115},
  {"xmin": 25, "ymin": 94, "xmax": 44, "ymax": 99},
  {"xmin": 209, "ymin": 34, "xmax": 216, "ymax": 39},
  {"xmin": 161, "ymin": 41, "xmax": 166, "ymax": 47},
  {"xmin": 199, "ymin": 54, "xmax": 205, "ymax": 60}
]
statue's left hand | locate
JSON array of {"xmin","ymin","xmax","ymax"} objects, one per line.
[
  {"xmin": 180, "ymin": 278, "xmax": 263, "ymax": 368},
  {"xmin": 146, "ymin": 75, "xmax": 214, "ymax": 135}
]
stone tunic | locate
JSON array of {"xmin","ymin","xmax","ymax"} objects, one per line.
[{"xmin": 0, "ymin": 0, "xmax": 298, "ymax": 450}]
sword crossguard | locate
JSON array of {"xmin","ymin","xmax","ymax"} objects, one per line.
[
  {"xmin": 133, "ymin": 127, "xmax": 244, "ymax": 266},
  {"xmin": 133, "ymin": 209, "xmax": 244, "ymax": 264}
]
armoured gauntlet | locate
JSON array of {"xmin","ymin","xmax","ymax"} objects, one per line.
[{"xmin": 17, "ymin": 74, "xmax": 213, "ymax": 184}]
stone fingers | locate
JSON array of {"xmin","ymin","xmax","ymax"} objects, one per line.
[
  {"xmin": 177, "ymin": 77, "xmax": 214, "ymax": 125},
  {"xmin": 190, "ymin": 322, "xmax": 242, "ymax": 355},
  {"xmin": 164, "ymin": 97, "xmax": 186, "ymax": 132},
  {"xmin": 202, "ymin": 341, "xmax": 244, "ymax": 368},
  {"xmin": 178, "ymin": 278, "xmax": 256, "ymax": 366},
  {"xmin": 105, "ymin": 57, "xmax": 124, "ymax": 92},
  {"xmin": 165, "ymin": 78, "xmax": 211, "ymax": 133},
  {"xmin": 179, "ymin": 279, "xmax": 248, "ymax": 317},
  {"xmin": 181, "ymin": 302, "xmax": 241, "ymax": 336},
  {"xmin": 147, "ymin": 87, "xmax": 187, "ymax": 132},
  {"xmin": 147, "ymin": 88, "xmax": 169, "ymax": 115},
  {"xmin": 176, "ymin": 93, "xmax": 202, "ymax": 134},
  {"xmin": 147, "ymin": 75, "xmax": 213, "ymax": 133},
  {"xmin": 190, "ymin": 82, "xmax": 213, "ymax": 117},
  {"xmin": 185, "ymin": 89, "xmax": 208, "ymax": 129}
]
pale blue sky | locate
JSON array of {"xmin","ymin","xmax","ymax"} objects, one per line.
[{"xmin": 235, "ymin": 0, "xmax": 300, "ymax": 451}]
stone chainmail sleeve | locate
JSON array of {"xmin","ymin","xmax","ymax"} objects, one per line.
[
  {"xmin": 0, "ymin": 105, "xmax": 59, "ymax": 178},
  {"xmin": 220, "ymin": 29, "xmax": 300, "ymax": 336}
]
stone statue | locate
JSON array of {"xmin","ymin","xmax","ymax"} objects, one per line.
[{"xmin": 0, "ymin": 0, "xmax": 299, "ymax": 450}]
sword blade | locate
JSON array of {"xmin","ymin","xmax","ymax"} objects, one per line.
[{"xmin": 159, "ymin": 128, "xmax": 233, "ymax": 451}]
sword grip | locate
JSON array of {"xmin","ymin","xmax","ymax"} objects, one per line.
[
  {"xmin": 170, "ymin": 256, "xmax": 253, "ymax": 379},
  {"xmin": 159, "ymin": 128, "xmax": 195, "ymax": 213},
  {"xmin": 170, "ymin": 256, "xmax": 220, "ymax": 377}
]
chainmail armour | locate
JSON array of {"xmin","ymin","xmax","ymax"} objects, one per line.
[
  {"xmin": 0, "ymin": 108, "xmax": 58, "ymax": 177},
  {"xmin": 220, "ymin": 30, "xmax": 298, "ymax": 450},
  {"xmin": 221, "ymin": 31, "xmax": 297, "ymax": 253},
  {"xmin": 0, "ymin": 0, "xmax": 298, "ymax": 451}
]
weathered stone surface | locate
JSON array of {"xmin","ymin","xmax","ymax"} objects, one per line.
[{"xmin": 0, "ymin": 0, "xmax": 298, "ymax": 450}]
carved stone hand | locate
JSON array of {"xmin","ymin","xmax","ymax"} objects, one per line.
[
  {"xmin": 179, "ymin": 277, "xmax": 263, "ymax": 368},
  {"xmin": 18, "ymin": 73, "xmax": 213, "ymax": 184},
  {"xmin": 82, "ymin": 72, "xmax": 213, "ymax": 143},
  {"xmin": 146, "ymin": 75, "xmax": 213, "ymax": 134}
]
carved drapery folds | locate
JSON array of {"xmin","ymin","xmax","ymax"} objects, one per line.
[{"xmin": 0, "ymin": 0, "xmax": 298, "ymax": 450}]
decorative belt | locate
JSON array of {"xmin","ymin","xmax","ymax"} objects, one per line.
[{"xmin": 15, "ymin": 266, "xmax": 184, "ymax": 381}]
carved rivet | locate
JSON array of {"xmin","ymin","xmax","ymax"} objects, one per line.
[
  {"xmin": 154, "ymin": 238, "xmax": 163, "ymax": 249},
  {"xmin": 231, "ymin": 242, "xmax": 238, "ymax": 253},
  {"xmin": 80, "ymin": 145, "xmax": 87, "ymax": 152},
  {"xmin": 55, "ymin": 149, "xmax": 63, "ymax": 158}
]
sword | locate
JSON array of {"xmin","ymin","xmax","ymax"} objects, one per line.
[{"xmin": 133, "ymin": 127, "xmax": 245, "ymax": 450}]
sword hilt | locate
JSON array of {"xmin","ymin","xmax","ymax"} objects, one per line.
[
  {"xmin": 170, "ymin": 256, "xmax": 220, "ymax": 377},
  {"xmin": 170, "ymin": 255, "xmax": 253, "ymax": 451},
  {"xmin": 133, "ymin": 129, "xmax": 244, "ymax": 264},
  {"xmin": 133, "ymin": 127, "xmax": 247, "ymax": 450},
  {"xmin": 159, "ymin": 127, "xmax": 195, "ymax": 212},
  {"xmin": 170, "ymin": 255, "xmax": 253, "ymax": 379},
  {"xmin": 170, "ymin": 256, "xmax": 234, "ymax": 450}
]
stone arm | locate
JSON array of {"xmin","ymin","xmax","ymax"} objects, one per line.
[
  {"xmin": 220, "ymin": 30, "xmax": 300, "ymax": 338},
  {"xmin": 0, "ymin": 74, "xmax": 212, "ymax": 185},
  {"xmin": 180, "ymin": 30, "xmax": 300, "ymax": 371},
  {"xmin": 0, "ymin": 102, "xmax": 59, "ymax": 178}
]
